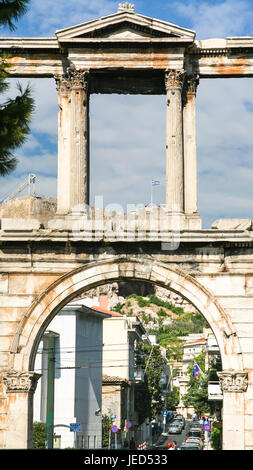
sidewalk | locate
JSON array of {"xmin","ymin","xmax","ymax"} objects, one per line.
[{"xmin": 204, "ymin": 439, "xmax": 213, "ymax": 450}]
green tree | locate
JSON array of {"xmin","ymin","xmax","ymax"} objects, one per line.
[
  {"xmin": 32, "ymin": 421, "xmax": 46, "ymax": 449},
  {"xmin": 135, "ymin": 342, "xmax": 166, "ymax": 420},
  {"xmin": 102, "ymin": 414, "xmax": 113, "ymax": 448},
  {"xmin": 181, "ymin": 351, "xmax": 212, "ymax": 415},
  {"xmin": 210, "ymin": 425, "xmax": 222, "ymax": 450},
  {"xmin": 0, "ymin": 0, "xmax": 34, "ymax": 175},
  {"xmin": 166, "ymin": 386, "xmax": 180, "ymax": 410}
]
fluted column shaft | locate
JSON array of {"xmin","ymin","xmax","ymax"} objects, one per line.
[
  {"xmin": 183, "ymin": 74, "xmax": 199, "ymax": 215},
  {"xmin": 165, "ymin": 69, "xmax": 185, "ymax": 214},
  {"xmin": 55, "ymin": 70, "xmax": 89, "ymax": 215}
]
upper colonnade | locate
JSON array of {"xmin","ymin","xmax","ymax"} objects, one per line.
[{"xmin": 1, "ymin": 2, "xmax": 253, "ymax": 228}]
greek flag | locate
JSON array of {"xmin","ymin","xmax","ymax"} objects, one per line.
[
  {"xmin": 152, "ymin": 180, "xmax": 160, "ymax": 186},
  {"xmin": 193, "ymin": 363, "xmax": 201, "ymax": 380}
]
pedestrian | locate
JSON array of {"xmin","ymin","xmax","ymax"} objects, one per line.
[
  {"xmin": 172, "ymin": 440, "xmax": 177, "ymax": 450},
  {"xmin": 167, "ymin": 442, "xmax": 172, "ymax": 450},
  {"xmin": 129, "ymin": 437, "xmax": 135, "ymax": 449}
]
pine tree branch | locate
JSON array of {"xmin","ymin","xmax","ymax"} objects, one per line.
[
  {"xmin": 0, "ymin": 82, "xmax": 34, "ymax": 175},
  {"xmin": 0, "ymin": 0, "xmax": 30, "ymax": 30}
]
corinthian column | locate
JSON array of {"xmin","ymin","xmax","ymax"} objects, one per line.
[
  {"xmin": 183, "ymin": 74, "xmax": 199, "ymax": 215},
  {"xmin": 55, "ymin": 69, "xmax": 90, "ymax": 215},
  {"xmin": 165, "ymin": 69, "xmax": 185, "ymax": 214}
]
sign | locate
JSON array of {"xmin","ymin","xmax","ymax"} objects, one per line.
[
  {"xmin": 163, "ymin": 411, "xmax": 167, "ymax": 417},
  {"xmin": 70, "ymin": 423, "xmax": 82, "ymax": 432},
  {"xmin": 126, "ymin": 421, "xmax": 132, "ymax": 429},
  {"xmin": 203, "ymin": 423, "xmax": 211, "ymax": 432},
  {"xmin": 111, "ymin": 425, "xmax": 118, "ymax": 433},
  {"xmin": 110, "ymin": 414, "xmax": 117, "ymax": 419}
]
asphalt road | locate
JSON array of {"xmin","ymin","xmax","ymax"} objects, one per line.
[
  {"xmin": 166, "ymin": 420, "xmax": 192, "ymax": 448},
  {"xmin": 152, "ymin": 420, "xmax": 193, "ymax": 449}
]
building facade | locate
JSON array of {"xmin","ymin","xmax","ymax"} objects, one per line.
[{"xmin": 33, "ymin": 300, "xmax": 110, "ymax": 449}]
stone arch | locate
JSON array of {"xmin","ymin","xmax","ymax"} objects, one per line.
[{"xmin": 11, "ymin": 255, "xmax": 243, "ymax": 373}]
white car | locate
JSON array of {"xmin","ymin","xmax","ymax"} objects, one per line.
[{"xmin": 185, "ymin": 436, "xmax": 204, "ymax": 449}]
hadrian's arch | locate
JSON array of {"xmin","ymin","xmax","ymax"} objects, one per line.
[{"xmin": 1, "ymin": 2, "xmax": 253, "ymax": 452}]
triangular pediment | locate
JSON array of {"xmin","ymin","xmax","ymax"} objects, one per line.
[{"xmin": 55, "ymin": 9, "xmax": 195, "ymax": 42}]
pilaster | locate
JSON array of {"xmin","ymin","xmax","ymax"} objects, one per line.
[
  {"xmin": 218, "ymin": 370, "xmax": 248, "ymax": 450},
  {"xmin": 1, "ymin": 371, "xmax": 41, "ymax": 449}
]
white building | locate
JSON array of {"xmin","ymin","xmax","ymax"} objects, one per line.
[
  {"xmin": 33, "ymin": 299, "xmax": 110, "ymax": 449},
  {"xmin": 34, "ymin": 292, "xmax": 155, "ymax": 449}
]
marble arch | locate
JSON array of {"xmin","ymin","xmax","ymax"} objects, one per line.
[{"xmin": 0, "ymin": 2, "xmax": 253, "ymax": 451}]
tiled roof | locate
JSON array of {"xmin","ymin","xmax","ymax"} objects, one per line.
[
  {"xmin": 102, "ymin": 374, "xmax": 130, "ymax": 385},
  {"xmin": 90, "ymin": 306, "xmax": 122, "ymax": 317}
]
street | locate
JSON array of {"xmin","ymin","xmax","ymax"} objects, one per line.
[
  {"xmin": 152, "ymin": 419, "xmax": 203, "ymax": 450},
  {"xmin": 166, "ymin": 419, "xmax": 192, "ymax": 448}
]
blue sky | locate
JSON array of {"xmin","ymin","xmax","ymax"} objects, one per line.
[{"xmin": 1, "ymin": 0, "xmax": 253, "ymax": 228}]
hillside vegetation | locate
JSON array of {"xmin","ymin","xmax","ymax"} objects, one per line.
[{"xmin": 112, "ymin": 293, "xmax": 207, "ymax": 361}]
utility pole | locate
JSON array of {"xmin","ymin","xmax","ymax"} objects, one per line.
[{"xmin": 45, "ymin": 332, "xmax": 58, "ymax": 449}]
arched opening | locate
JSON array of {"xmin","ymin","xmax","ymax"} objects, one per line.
[
  {"xmin": 32, "ymin": 278, "xmax": 223, "ymax": 450},
  {"xmin": 8, "ymin": 257, "xmax": 242, "ymax": 450}
]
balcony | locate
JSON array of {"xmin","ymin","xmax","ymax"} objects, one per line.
[
  {"xmin": 208, "ymin": 381, "xmax": 223, "ymax": 401},
  {"xmin": 134, "ymin": 366, "xmax": 145, "ymax": 383}
]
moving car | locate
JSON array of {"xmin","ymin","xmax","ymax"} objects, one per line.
[
  {"xmin": 186, "ymin": 429, "xmax": 204, "ymax": 441},
  {"xmin": 153, "ymin": 433, "xmax": 172, "ymax": 449},
  {"xmin": 178, "ymin": 443, "xmax": 201, "ymax": 451},
  {"xmin": 185, "ymin": 436, "xmax": 204, "ymax": 449},
  {"xmin": 172, "ymin": 420, "xmax": 184, "ymax": 431},
  {"xmin": 168, "ymin": 423, "xmax": 182, "ymax": 434},
  {"xmin": 174, "ymin": 414, "xmax": 185, "ymax": 428}
]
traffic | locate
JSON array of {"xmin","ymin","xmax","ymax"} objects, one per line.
[{"xmin": 151, "ymin": 413, "xmax": 210, "ymax": 451}]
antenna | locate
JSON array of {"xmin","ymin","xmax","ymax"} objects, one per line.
[{"xmin": 2, "ymin": 174, "xmax": 36, "ymax": 202}]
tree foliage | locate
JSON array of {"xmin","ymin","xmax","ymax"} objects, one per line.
[
  {"xmin": 0, "ymin": 0, "xmax": 34, "ymax": 176},
  {"xmin": 135, "ymin": 342, "xmax": 167, "ymax": 420},
  {"xmin": 181, "ymin": 351, "xmax": 210, "ymax": 414},
  {"xmin": 102, "ymin": 414, "xmax": 113, "ymax": 448},
  {"xmin": 182, "ymin": 351, "xmax": 222, "ymax": 417},
  {"xmin": 0, "ymin": 0, "xmax": 30, "ymax": 30},
  {"xmin": 32, "ymin": 421, "xmax": 46, "ymax": 449}
]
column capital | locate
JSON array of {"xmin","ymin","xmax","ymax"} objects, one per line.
[
  {"xmin": 2, "ymin": 370, "xmax": 41, "ymax": 394},
  {"xmin": 182, "ymin": 73, "xmax": 199, "ymax": 106},
  {"xmin": 165, "ymin": 69, "xmax": 185, "ymax": 91},
  {"xmin": 217, "ymin": 370, "xmax": 248, "ymax": 393},
  {"xmin": 185, "ymin": 73, "xmax": 199, "ymax": 94},
  {"xmin": 55, "ymin": 67, "xmax": 89, "ymax": 94}
]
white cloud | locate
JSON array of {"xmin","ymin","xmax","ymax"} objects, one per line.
[
  {"xmin": 13, "ymin": 0, "xmax": 118, "ymax": 36},
  {"xmin": 196, "ymin": 77, "xmax": 253, "ymax": 226},
  {"xmin": 90, "ymin": 94, "xmax": 166, "ymax": 207},
  {"xmin": 171, "ymin": 0, "xmax": 253, "ymax": 38}
]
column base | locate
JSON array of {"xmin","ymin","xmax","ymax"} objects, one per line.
[{"xmin": 184, "ymin": 212, "xmax": 202, "ymax": 230}]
